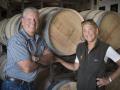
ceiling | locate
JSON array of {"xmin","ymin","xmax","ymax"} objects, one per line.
[
  {"xmin": 0, "ymin": 0, "xmax": 83, "ymax": 9},
  {"xmin": 0, "ymin": 0, "xmax": 88, "ymax": 18}
]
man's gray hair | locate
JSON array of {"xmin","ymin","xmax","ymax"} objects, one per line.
[{"xmin": 22, "ymin": 7, "xmax": 39, "ymax": 17}]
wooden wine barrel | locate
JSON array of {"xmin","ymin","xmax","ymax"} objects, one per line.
[
  {"xmin": 38, "ymin": 7, "xmax": 61, "ymax": 35},
  {"xmin": 80, "ymin": 10, "xmax": 120, "ymax": 49},
  {"xmin": 0, "ymin": 19, "xmax": 9, "ymax": 45},
  {"xmin": 0, "ymin": 14, "xmax": 21, "ymax": 45},
  {"xmin": 52, "ymin": 80, "xmax": 77, "ymax": 90},
  {"xmin": 0, "ymin": 53, "xmax": 7, "ymax": 80},
  {"xmin": 5, "ymin": 14, "xmax": 21, "ymax": 42},
  {"xmin": 0, "ymin": 7, "xmax": 84, "ymax": 56},
  {"xmin": 44, "ymin": 8, "xmax": 84, "ymax": 55},
  {"xmin": 0, "ymin": 7, "xmax": 60, "ymax": 46},
  {"xmin": 80, "ymin": 10, "xmax": 92, "ymax": 18}
]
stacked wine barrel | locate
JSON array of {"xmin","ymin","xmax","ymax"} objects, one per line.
[
  {"xmin": 80, "ymin": 10, "xmax": 120, "ymax": 50},
  {"xmin": 0, "ymin": 7, "xmax": 84, "ymax": 90},
  {"xmin": 0, "ymin": 8, "xmax": 120, "ymax": 90},
  {"xmin": 80, "ymin": 10, "xmax": 120, "ymax": 90},
  {"xmin": 0, "ymin": 7, "xmax": 84, "ymax": 55}
]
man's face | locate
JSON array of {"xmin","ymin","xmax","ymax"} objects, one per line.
[
  {"xmin": 82, "ymin": 24, "xmax": 98, "ymax": 43},
  {"xmin": 22, "ymin": 12, "xmax": 39, "ymax": 35}
]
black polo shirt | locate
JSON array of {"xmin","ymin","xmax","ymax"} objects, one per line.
[{"xmin": 76, "ymin": 39, "xmax": 109, "ymax": 90}]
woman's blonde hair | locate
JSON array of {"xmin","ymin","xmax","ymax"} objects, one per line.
[{"xmin": 81, "ymin": 19, "xmax": 99, "ymax": 29}]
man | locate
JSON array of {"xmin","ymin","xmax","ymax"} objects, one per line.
[
  {"xmin": 1, "ymin": 7, "xmax": 53, "ymax": 90},
  {"xmin": 56, "ymin": 19, "xmax": 120, "ymax": 90}
]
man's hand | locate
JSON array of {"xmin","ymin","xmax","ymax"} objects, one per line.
[
  {"xmin": 39, "ymin": 55, "xmax": 54, "ymax": 65},
  {"xmin": 43, "ymin": 48, "xmax": 51, "ymax": 55},
  {"xmin": 37, "ymin": 48, "xmax": 54, "ymax": 65}
]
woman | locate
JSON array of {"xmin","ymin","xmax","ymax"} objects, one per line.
[{"xmin": 56, "ymin": 19, "xmax": 120, "ymax": 90}]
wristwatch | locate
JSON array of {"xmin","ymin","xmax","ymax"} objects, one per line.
[{"xmin": 32, "ymin": 56, "xmax": 40, "ymax": 62}]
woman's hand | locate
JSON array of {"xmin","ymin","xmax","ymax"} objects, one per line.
[{"xmin": 96, "ymin": 77, "xmax": 111, "ymax": 87}]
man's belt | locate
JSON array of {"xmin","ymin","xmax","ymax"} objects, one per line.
[{"xmin": 5, "ymin": 76, "xmax": 32, "ymax": 84}]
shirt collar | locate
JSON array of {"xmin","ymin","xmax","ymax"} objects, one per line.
[
  {"xmin": 85, "ymin": 38, "xmax": 100, "ymax": 49},
  {"xmin": 20, "ymin": 28, "xmax": 40, "ymax": 42}
]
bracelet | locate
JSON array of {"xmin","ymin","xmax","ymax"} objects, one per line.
[{"xmin": 108, "ymin": 77, "xmax": 112, "ymax": 83}]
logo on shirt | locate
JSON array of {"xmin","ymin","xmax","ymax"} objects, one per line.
[
  {"xmin": 80, "ymin": 55, "xmax": 83, "ymax": 60},
  {"xmin": 94, "ymin": 59, "xmax": 99, "ymax": 62}
]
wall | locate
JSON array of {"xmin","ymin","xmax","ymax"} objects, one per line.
[{"xmin": 97, "ymin": 0, "xmax": 120, "ymax": 14}]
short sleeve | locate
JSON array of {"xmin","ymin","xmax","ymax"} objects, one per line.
[
  {"xmin": 105, "ymin": 46, "xmax": 120, "ymax": 62},
  {"xmin": 7, "ymin": 37, "xmax": 31, "ymax": 62},
  {"xmin": 75, "ymin": 56, "xmax": 79, "ymax": 63}
]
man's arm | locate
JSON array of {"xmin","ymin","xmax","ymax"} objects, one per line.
[
  {"xmin": 18, "ymin": 48, "xmax": 54, "ymax": 73},
  {"xmin": 17, "ymin": 60, "xmax": 39, "ymax": 73}
]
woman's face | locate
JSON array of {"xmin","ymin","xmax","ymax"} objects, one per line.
[{"xmin": 82, "ymin": 24, "xmax": 98, "ymax": 43}]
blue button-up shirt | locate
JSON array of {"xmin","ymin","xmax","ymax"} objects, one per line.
[{"xmin": 4, "ymin": 28, "xmax": 47, "ymax": 82}]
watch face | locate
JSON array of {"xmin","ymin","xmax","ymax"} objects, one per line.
[
  {"xmin": 36, "ymin": 57, "xmax": 39, "ymax": 62},
  {"xmin": 32, "ymin": 56, "xmax": 39, "ymax": 62}
]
